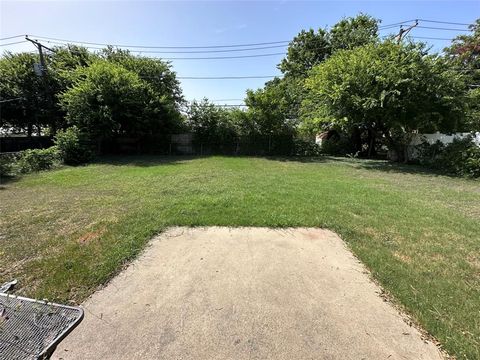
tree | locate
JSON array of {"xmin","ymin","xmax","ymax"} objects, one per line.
[
  {"xmin": 444, "ymin": 18, "xmax": 480, "ymax": 131},
  {"xmin": 60, "ymin": 61, "xmax": 181, "ymax": 140},
  {"xmin": 0, "ymin": 52, "xmax": 46, "ymax": 135},
  {"xmin": 245, "ymin": 78, "xmax": 297, "ymax": 136},
  {"xmin": 49, "ymin": 45, "xmax": 97, "ymax": 91},
  {"xmin": 186, "ymin": 98, "xmax": 238, "ymax": 152},
  {"xmin": 278, "ymin": 14, "xmax": 380, "ymax": 79},
  {"xmin": 278, "ymin": 29, "xmax": 330, "ymax": 78},
  {"xmin": 48, "ymin": 45, "xmax": 98, "ymax": 132},
  {"xmin": 265, "ymin": 14, "xmax": 381, "ymax": 133},
  {"xmin": 302, "ymin": 40, "xmax": 466, "ymax": 161},
  {"xmin": 101, "ymin": 47, "xmax": 184, "ymax": 110},
  {"xmin": 0, "ymin": 46, "xmax": 96, "ymax": 135},
  {"xmin": 329, "ymin": 13, "xmax": 379, "ymax": 51}
]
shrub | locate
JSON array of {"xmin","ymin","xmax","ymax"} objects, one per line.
[
  {"xmin": 54, "ymin": 126, "xmax": 94, "ymax": 165},
  {"xmin": 416, "ymin": 140, "xmax": 445, "ymax": 167},
  {"xmin": 416, "ymin": 136, "xmax": 480, "ymax": 178},
  {"xmin": 17, "ymin": 147, "xmax": 60, "ymax": 173},
  {"xmin": 0, "ymin": 153, "xmax": 18, "ymax": 177},
  {"xmin": 293, "ymin": 138, "xmax": 322, "ymax": 156},
  {"xmin": 440, "ymin": 137, "xmax": 480, "ymax": 178}
]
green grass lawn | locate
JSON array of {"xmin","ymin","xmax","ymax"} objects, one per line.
[{"xmin": 0, "ymin": 156, "xmax": 479, "ymax": 358}]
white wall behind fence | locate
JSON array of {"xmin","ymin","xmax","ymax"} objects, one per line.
[{"xmin": 410, "ymin": 132, "xmax": 480, "ymax": 147}]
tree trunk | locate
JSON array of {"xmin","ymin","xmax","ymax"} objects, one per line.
[
  {"xmin": 367, "ymin": 127, "xmax": 377, "ymax": 158},
  {"xmin": 383, "ymin": 131, "xmax": 404, "ymax": 162},
  {"xmin": 27, "ymin": 122, "xmax": 33, "ymax": 138},
  {"xmin": 351, "ymin": 127, "xmax": 362, "ymax": 154}
]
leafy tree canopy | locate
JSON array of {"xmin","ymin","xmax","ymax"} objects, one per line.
[
  {"xmin": 329, "ymin": 13, "xmax": 379, "ymax": 51},
  {"xmin": 0, "ymin": 52, "xmax": 46, "ymax": 134},
  {"xmin": 445, "ymin": 18, "xmax": 480, "ymax": 131},
  {"xmin": 278, "ymin": 13, "xmax": 380, "ymax": 78},
  {"xmin": 302, "ymin": 40, "xmax": 466, "ymax": 160},
  {"xmin": 278, "ymin": 28, "xmax": 330, "ymax": 78},
  {"xmin": 60, "ymin": 61, "xmax": 181, "ymax": 139},
  {"xmin": 101, "ymin": 47, "xmax": 184, "ymax": 109},
  {"xmin": 245, "ymin": 78, "xmax": 297, "ymax": 136}
]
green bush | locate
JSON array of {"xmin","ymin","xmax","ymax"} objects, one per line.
[
  {"xmin": 416, "ymin": 136, "xmax": 480, "ymax": 178},
  {"xmin": 17, "ymin": 147, "xmax": 60, "ymax": 173},
  {"xmin": 54, "ymin": 126, "xmax": 93, "ymax": 165},
  {"xmin": 416, "ymin": 140, "xmax": 445, "ymax": 167},
  {"xmin": 0, "ymin": 153, "xmax": 18, "ymax": 177},
  {"xmin": 293, "ymin": 138, "xmax": 322, "ymax": 156},
  {"xmin": 440, "ymin": 137, "xmax": 480, "ymax": 178}
]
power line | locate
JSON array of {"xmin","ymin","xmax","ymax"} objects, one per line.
[
  {"xmin": 31, "ymin": 21, "xmax": 417, "ymax": 50},
  {"xmin": 161, "ymin": 53, "xmax": 286, "ymax": 60},
  {"xmin": 177, "ymin": 75, "xmax": 277, "ymax": 79},
  {"xmin": 28, "ymin": 35, "xmax": 291, "ymax": 49},
  {"xmin": 417, "ymin": 19, "xmax": 474, "ymax": 26},
  {"xmin": 378, "ymin": 19, "xmax": 473, "ymax": 31},
  {"xmin": 0, "ymin": 35, "xmax": 25, "ymax": 41},
  {"xmin": 0, "ymin": 40, "xmax": 28, "ymax": 47},
  {"xmin": 35, "ymin": 39, "xmax": 288, "ymax": 53},
  {"xmin": 416, "ymin": 25, "xmax": 472, "ymax": 32},
  {"xmin": 410, "ymin": 36, "xmax": 454, "ymax": 41},
  {"xmin": 19, "ymin": 18, "xmax": 471, "ymax": 54},
  {"xmin": 379, "ymin": 20, "xmax": 417, "ymax": 29}
]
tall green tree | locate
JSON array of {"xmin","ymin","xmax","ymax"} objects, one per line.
[
  {"xmin": 186, "ymin": 98, "xmax": 238, "ymax": 152},
  {"xmin": 60, "ymin": 61, "xmax": 181, "ymax": 140},
  {"xmin": 278, "ymin": 13, "xmax": 380, "ymax": 79},
  {"xmin": 0, "ymin": 46, "xmax": 96, "ymax": 135},
  {"xmin": 245, "ymin": 78, "xmax": 297, "ymax": 136},
  {"xmin": 329, "ymin": 13, "xmax": 379, "ymax": 51},
  {"xmin": 101, "ymin": 47, "xmax": 184, "ymax": 110},
  {"xmin": 261, "ymin": 13, "xmax": 381, "ymax": 130},
  {"xmin": 278, "ymin": 29, "xmax": 330, "ymax": 78},
  {"xmin": 445, "ymin": 18, "xmax": 480, "ymax": 131},
  {"xmin": 0, "ymin": 52, "xmax": 46, "ymax": 135},
  {"xmin": 302, "ymin": 41, "xmax": 466, "ymax": 161}
]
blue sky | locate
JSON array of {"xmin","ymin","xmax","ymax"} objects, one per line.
[{"xmin": 1, "ymin": 1, "xmax": 478, "ymax": 105}]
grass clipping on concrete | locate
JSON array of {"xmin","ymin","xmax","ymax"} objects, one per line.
[{"xmin": 0, "ymin": 156, "xmax": 479, "ymax": 359}]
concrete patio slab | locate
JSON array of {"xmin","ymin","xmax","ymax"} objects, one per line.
[{"xmin": 53, "ymin": 227, "xmax": 442, "ymax": 360}]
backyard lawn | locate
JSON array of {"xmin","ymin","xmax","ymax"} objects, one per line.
[{"xmin": 0, "ymin": 156, "xmax": 479, "ymax": 359}]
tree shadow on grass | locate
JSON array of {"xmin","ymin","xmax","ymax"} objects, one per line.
[
  {"xmin": 0, "ymin": 174, "xmax": 20, "ymax": 188},
  {"xmin": 351, "ymin": 159, "xmax": 467, "ymax": 179},
  {"xmin": 264, "ymin": 155, "xmax": 473, "ymax": 180},
  {"xmin": 76, "ymin": 154, "xmax": 479, "ymax": 181},
  {"xmin": 264, "ymin": 155, "xmax": 330, "ymax": 164},
  {"xmin": 91, "ymin": 155, "xmax": 208, "ymax": 167}
]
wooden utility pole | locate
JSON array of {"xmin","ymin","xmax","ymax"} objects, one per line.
[
  {"xmin": 25, "ymin": 36, "xmax": 56, "ymax": 135},
  {"xmin": 25, "ymin": 36, "xmax": 55, "ymax": 77},
  {"xmin": 396, "ymin": 20, "xmax": 419, "ymax": 44}
]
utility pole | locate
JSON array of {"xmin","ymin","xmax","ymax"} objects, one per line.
[
  {"xmin": 25, "ymin": 36, "xmax": 56, "ymax": 135},
  {"xmin": 396, "ymin": 20, "xmax": 419, "ymax": 44},
  {"xmin": 25, "ymin": 36, "xmax": 55, "ymax": 77}
]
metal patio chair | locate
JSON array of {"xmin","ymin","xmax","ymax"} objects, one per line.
[{"xmin": 0, "ymin": 281, "xmax": 83, "ymax": 359}]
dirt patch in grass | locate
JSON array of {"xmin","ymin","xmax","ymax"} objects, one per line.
[
  {"xmin": 393, "ymin": 252, "xmax": 412, "ymax": 264},
  {"xmin": 78, "ymin": 228, "xmax": 106, "ymax": 245}
]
